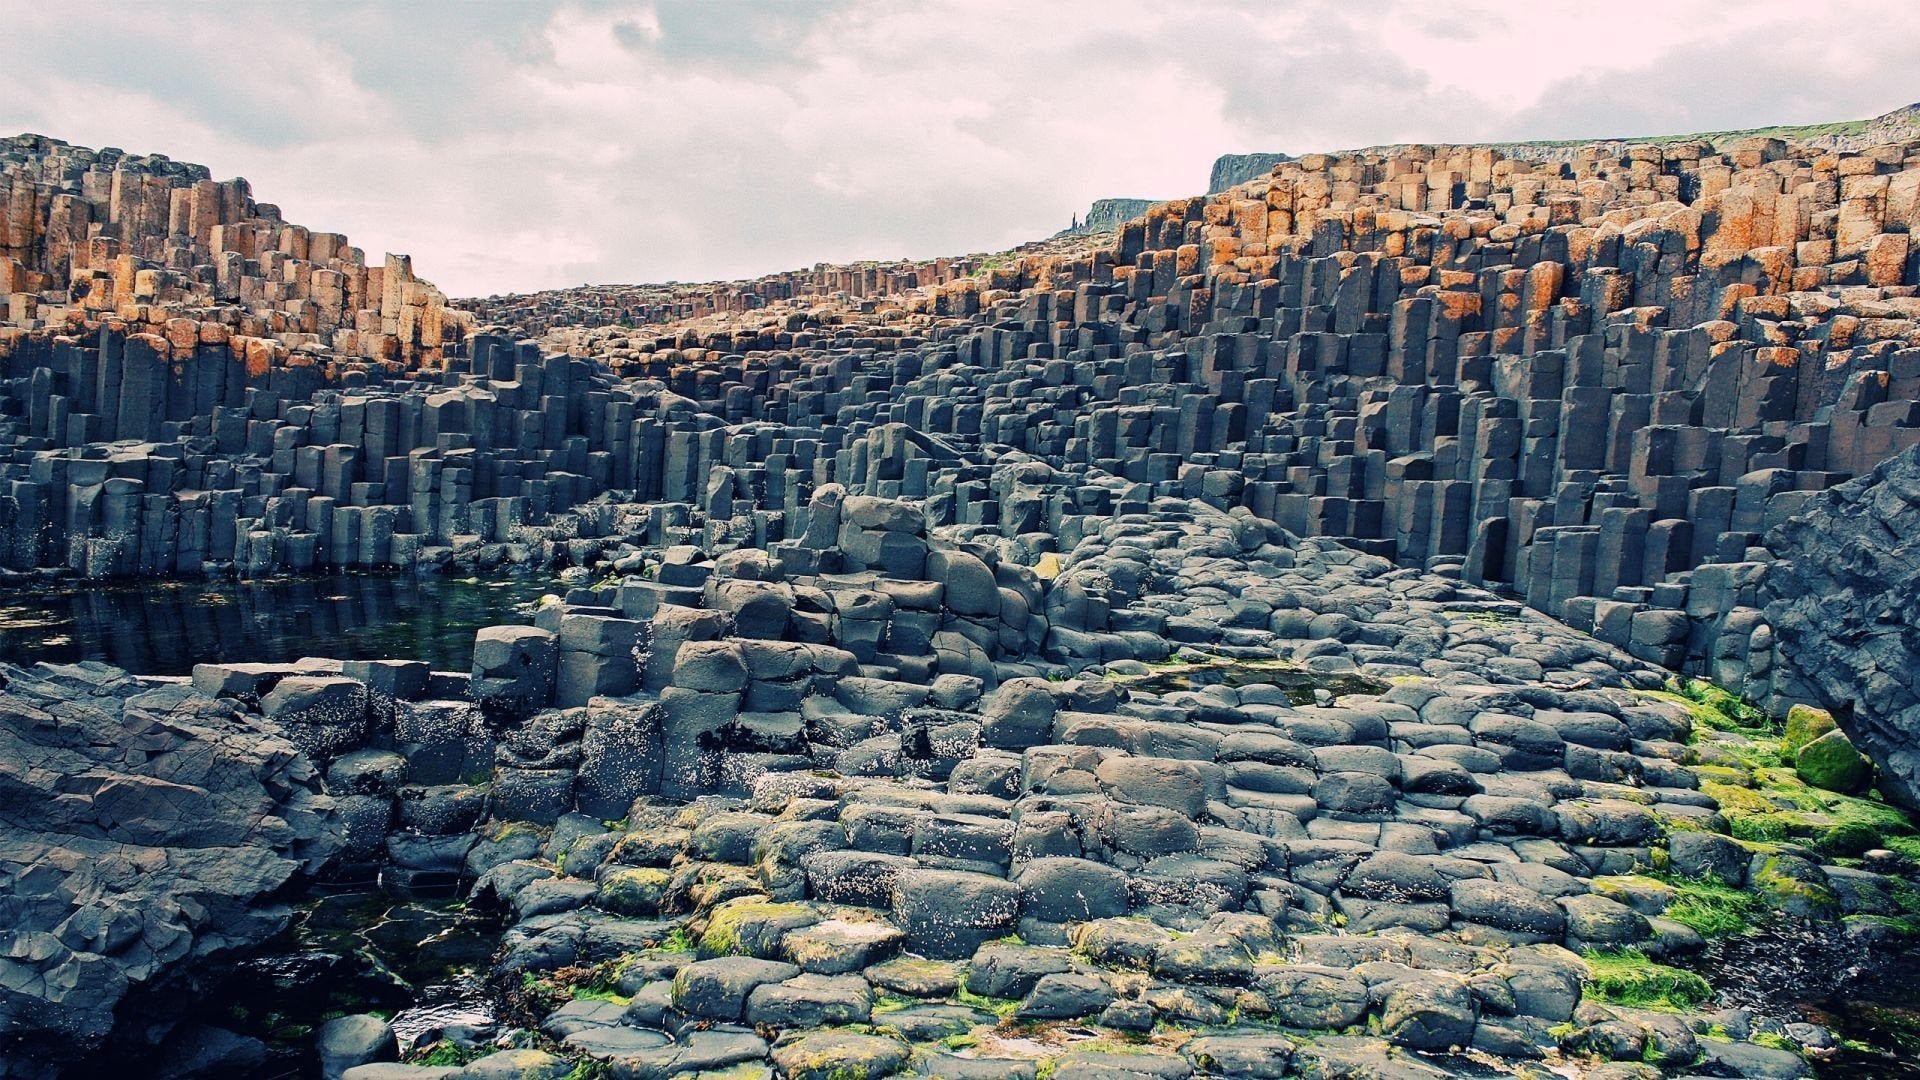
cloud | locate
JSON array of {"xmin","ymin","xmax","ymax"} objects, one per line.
[{"xmin": 0, "ymin": 0, "xmax": 1914, "ymax": 297}]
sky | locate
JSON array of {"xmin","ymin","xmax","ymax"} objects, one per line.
[{"xmin": 2, "ymin": 1, "xmax": 1915, "ymax": 298}]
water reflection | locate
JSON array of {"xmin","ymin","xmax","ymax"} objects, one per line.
[{"xmin": 0, "ymin": 572, "xmax": 552, "ymax": 675}]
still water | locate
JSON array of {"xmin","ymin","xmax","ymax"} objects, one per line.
[{"xmin": 0, "ymin": 571, "xmax": 555, "ymax": 675}]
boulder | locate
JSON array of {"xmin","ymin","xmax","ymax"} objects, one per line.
[
  {"xmin": 671, "ymin": 956, "xmax": 801, "ymax": 1020},
  {"xmin": 1796, "ymin": 729, "xmax": 1872, "ymax": 793},
  {"xmin": 770, "ymin": 1030, "xmax": 910, "ymax": 1080},
  {"xmin": 1782, "ymin": 704, "xmax": 1837, "ymax": 759},
  {"xmin": 316, "ymin": 1014, "xmax": 396, "ymax": 1079}
]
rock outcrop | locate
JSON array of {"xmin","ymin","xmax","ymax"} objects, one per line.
[
  {"xmin": 0, "ymin": 661, "xmax": 342, "ymax": 1075},
  {"xmin": 1208, "ymin": 151, "xmax": 1294, "ymax": 193},
  {"xmin": 474, "ymin": 127, "xmax": 1920, "ymax": 737},
  {"xmin": 1765, "ymin": 443, "xmax": 1920, "ymax": 807},
  {"xmin": 0, "ymin": 134, "xmax": 466, "ymax": 371},
  {"xmin": 141, "ymin": 487, "xmax": 1902, "ymax": 1079},
  {"xmin": 4, "ymin": 112, "xmax": 1920, "ymax": 1078},
  {"xmin": 1056, "ymin": 198, "xmax": 1158, "ymax": 237}
]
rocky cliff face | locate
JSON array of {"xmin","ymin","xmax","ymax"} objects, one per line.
[
  {"xmin": 1, "ymin": 127, "xmax": 1917, "ymax": 729},
  {"xmin": 1765, "ymin": 443, "xmax": 1920, "ymax": 807},
  {"xmin": 0, "ymin": 661, "xmax": 341, "ymax": 1076},
  {"xmin": 1207, "ymin": 151, "xmax": 1293, "ymax": 193},
  {"xmin": 1056, "ymin": 198, "xmax": 1159, "ymax": 236},
  {"xmin": 505, "ymin": 131, "xmax": 1920, "ymax": 724}
]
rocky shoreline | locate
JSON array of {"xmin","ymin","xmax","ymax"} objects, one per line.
[
  {"xmin": 5, "ymin": 486, "xmax": 1919, "ymax": 1078},
  {"xmin": 5, "ymin": 115, "xmax": 1920, "ymax": 1079}
]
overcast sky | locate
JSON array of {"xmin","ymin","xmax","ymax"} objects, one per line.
[{"xmin": 3, "ymin": 1, "xmax": 1915, "ymax": 297}]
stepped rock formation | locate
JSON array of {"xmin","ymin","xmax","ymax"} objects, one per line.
[
  {"xmin": 1, "ymin": 117, "xmax": 1919, "ymax": 1080},
  {"xmin": 0, "ymin": 134, "xmax": 466, "ymax": 370},
  {"xmin": 477, "ymin": 130, "xmax": 1920, "ymax": 727}
]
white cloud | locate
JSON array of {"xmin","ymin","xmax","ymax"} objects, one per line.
[{"xmin": 0, "ymin": 0, "xmax": 1914, "ymax": 297}]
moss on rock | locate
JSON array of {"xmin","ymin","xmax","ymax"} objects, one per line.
[
  {"xmin": 1751, "ymin": 855, "xmax": 1840, "ymax": 919},
  {"xmin": 1782, "ymin": 704, "xmax": 1837, "ymax": 759},
  {"xmin": 595, "ymin": 867, "xmax": 672, "ymax": 916},
  {"xmin": 698, "ymin": 897, "xmax": 819, "ymax": 958},
  {"xmin": 1796, "ymin": 729, "xmax": 1872, "ymax": 794}
]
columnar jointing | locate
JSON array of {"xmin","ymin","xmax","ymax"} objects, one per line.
[
  {"xmin": 2, "ymin": 128, "xmax": 1920, "ymax": 1080},
  {"xmin": 468, "ymin": 134, "xmax": 1920, "ymax": 723}
]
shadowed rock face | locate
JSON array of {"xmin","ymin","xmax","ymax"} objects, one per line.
[
  {"xmin": 0, "ymin": 661, "xmax": 342, "ymax": 1075},
  {"xmin": 1766, "ymin": 443, "xmax": 1920, "ymax": 808}
]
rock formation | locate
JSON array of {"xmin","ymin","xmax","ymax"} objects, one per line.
[
  {"xmin": 0, "ymin": 134, "xmax": 465, "ymax": 369},
  {"xmin": 1056, "ymin": 198, "xmax": 1159, "ymax": 237},
  {"xmin": 1765, "ymin": 443, "xmax": 1920, "ymax": 807},
  {"xmin": 442, "ymin": 128, "xmax": 1920, "ymax": 731},
  {"xmin": 1208, "ymin": 152, "xmax": 1295, "ymax": 193},
  {"xmin": 1, "ymin": 113, "xmax": 1919, "ymax": 1080},
  {"xmin": 0, "ymin": 661, "xmax": 342, "ymax": 1075}
]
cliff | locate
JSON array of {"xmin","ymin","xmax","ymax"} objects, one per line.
[{"xmin": 1207, "ymin": 151, "xmax": 1295, "ymax": 193}]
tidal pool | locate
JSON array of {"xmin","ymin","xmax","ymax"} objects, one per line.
[{"xmin": 0, "ymin": 571, "xmax": 555, "ymax": 675}]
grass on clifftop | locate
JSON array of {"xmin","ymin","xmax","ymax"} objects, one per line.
[{"xmin": 1445, "ymin": 115, "xmax": 1890, "ymax": 153}]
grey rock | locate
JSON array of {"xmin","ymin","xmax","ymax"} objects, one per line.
[{"xmin": 672, "ymin": 956, "xmax": 802, "ymax": 1020}]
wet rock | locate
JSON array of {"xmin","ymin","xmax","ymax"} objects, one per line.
[
  {"xmin": 1014, "ymin": 857, "xmax": 1131, "ymax": 921},
  {"xmin": 745, "ymin": 972, "xmax": 872, "ymax": 1028},
  {"xmin": 1017, "ymin": 971, "xmax": 1115, "ymax": 1018},
  {"xmin": 1450, "ymin": 879, "xmax": 1567, "ymax": 938},
  {"xmin": 317, "ymin": 1014, "xmax": 396, "ymax": 1079},
  {"xmin": 890, "ymin": 868, "xmax": 1020, "ymax": 959},
  {"xmin": 1562, "ymin": 893, "xmax": 1652, "ymax": 946},
  {"xmin": 1668, "ymin": 831, "xmax": 1747, "ymax": 885},
  {"xmin": 1253, "ymin": 966, "xmax": 1370, "ymax": 1028},
  {"xmin": 458, "ymin": 1049, "xmax": 572, "ymax": 1080},
  {"xmin": 964, "ymin": 943, "xmax": 1071, "ymax": 998},
  {"xmin": 1182, "ymin": 1034, "xmax": 1295, "ymax": 1078},
  {"xmin": 865, "ymin": 956, "xmax": 961, "ymax": 998},
  {"xmin": 1072, "ymin": 918, "xmax": 1174, "ymax": 970},
  {"xmin": 469, "ymin": 626, "xmax": 557, "ymax": 720},
  {"xmin": 1698, "ymin": 1038, "xmax": 1812, "ymax": 1078},
  {"xmin": 782, "ymin": 918, "xmax": 905, "ymax": 974},
  {"xmin": 1287, "ymin": 1035, "xmax": 1451, "ymax": 1079},
  {"xmin": 917, "ymin": 1052, "xmax": 1039, "ymax": 1079},
  {"xmin": 1152, "ymin": 932, "xmax": 1253, "ymax": 985},
  {"xmin": 1378, "ymin": 974, "xmax": 1477, "ymax": 1050}
]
